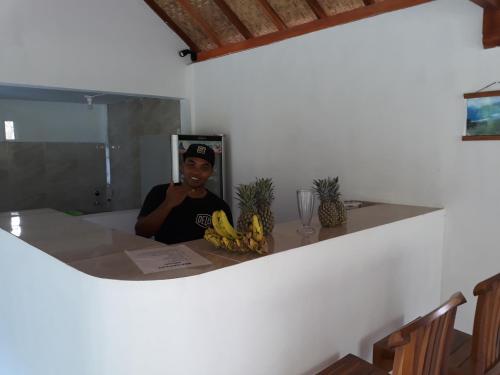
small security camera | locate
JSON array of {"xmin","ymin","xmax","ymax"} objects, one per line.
[{"xmin": 178, "ymin": 49, "xmax": 197, "ymax": 62}]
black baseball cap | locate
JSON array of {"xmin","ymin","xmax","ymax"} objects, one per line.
[{"xmin": 183, "ymin": 143, "xmax": 215, "ymax": 166}]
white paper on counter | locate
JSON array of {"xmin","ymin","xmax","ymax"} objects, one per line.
[{"xmin": 125, "ymin": 245, "xmax": 212, "ymax": 274}]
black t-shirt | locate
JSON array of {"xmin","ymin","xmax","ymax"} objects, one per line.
[{"xmin": 138, "ymin": 184, "xmax": 233, "ymax": 245}]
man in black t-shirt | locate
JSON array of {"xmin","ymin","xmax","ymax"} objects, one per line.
[{"xmin": 135, "ymin": 144, "xmax": 232, "ymax": 245}]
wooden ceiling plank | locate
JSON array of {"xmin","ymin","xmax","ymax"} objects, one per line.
[
  {"xmin": 143, "ymin": 0, "xmax": 200, "ymax": 52},
  {"xmin": 256, "ymin": 0, "xmax": 288, "ymax": 30},
  {"xmin": 305, "ymin": 0, "xmax": 327, "ymax": 19},
  {"xmin": 197, "ymin": 0, "xmax": 434, "ymax": 61},
  {"xmin": 213, "ymin": 0, "xmax": 253, "ymax": 39},
  {"xmin": 363, "ymin": 0, "xmax": 377, "ymax": 5},
  {"xmin": 177, "ymin": 0, "xmax": 223, "ymax": 46},
  {"xmin": 470, "ymin": 0, "xmax": 500, "ymax": 8}
]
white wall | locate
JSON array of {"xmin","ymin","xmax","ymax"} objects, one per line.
[
  {"xmin": 0, "ymin": 0, "xmax": 189, "ymax": 99},
  {"xmin": 0, "ymin": 210, "xmax": 444, "ymax": 375},
  {"xmin": 192, "ymin": 0, "xmax": 500, "ymax": 331},
  {"xmin": 0, "ymin": 99, "xmax": 107, "ymax": 143}
]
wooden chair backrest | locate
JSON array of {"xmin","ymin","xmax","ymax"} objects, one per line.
[
  {"xmin": 471, "ymin": 272, "xmax": 500, "ymax": 375},
  {"xmin": 388, "ymin": 292, "xmax": 467, "ymax": 375}
]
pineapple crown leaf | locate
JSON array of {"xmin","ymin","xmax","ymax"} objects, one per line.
[
  {"xmin": 235, "ymin": 183, "xmax": 257, "ymax": 211},
  {"xmin": 255, "ymin": 177, "xmax": 275, "ymax": 206},
  {"xmin": 313, "ymin": 176, "xmax": 342, "ymax": 201}
]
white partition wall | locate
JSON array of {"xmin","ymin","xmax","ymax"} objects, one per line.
[
  {"xmin": 82, "ymin": 209, "xmax": 140, "ymax": 235},
  {"xmin": 0, "ymin": 0, "xmax": 189, "ymax": 99},
  {"xmin": 0, "ymin": 210, "xmax": 444, "ymax": 375}
]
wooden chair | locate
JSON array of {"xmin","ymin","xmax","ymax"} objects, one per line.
[
  {"xmin": 373, "ymin": 273, "xmax": 500, "ymax": 375},
  {"xmin": 450, "ymin": 272, "xmax": 500, "ymax": 375},
  {"xmin": 317, "ymin": 292, "xmax": 466, "ymax": 375}
]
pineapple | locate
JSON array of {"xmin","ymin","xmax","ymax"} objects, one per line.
[
  {"xmin": 313, "ymin": 177, "xmax": 347, "ymax": 227},
  {"xmin": 255, "ymin": 177, "xmax": 275, "ymax": 235},
  {"xmin": 235, "ymin": 183, "xmax": 258, "ymax": 232}
]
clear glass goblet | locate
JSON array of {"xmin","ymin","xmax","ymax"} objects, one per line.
[{"xmin": 297, "ymin": 189, "xmax": 315, "ymax": 235}]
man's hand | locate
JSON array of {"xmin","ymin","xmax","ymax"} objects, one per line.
[
  {"xmin": 163, "ymin": 182, "xmax": 189, "ymax": 209},
  {"xmin": 135, "ymin": 183, "xmax": 189, "ymax": 238}
]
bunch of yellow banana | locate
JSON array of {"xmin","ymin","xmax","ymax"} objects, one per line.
[{"xmin": 204, "ymin": 210, "xmax": 268, "ymax": 254}]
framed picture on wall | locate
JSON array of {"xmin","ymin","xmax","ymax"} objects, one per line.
[{"xmin": 463, "ymin": 89, "xmax": 500, "ymax": 141}]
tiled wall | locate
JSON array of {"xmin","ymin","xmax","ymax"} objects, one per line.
[
  {"xmin": 0, "ymin": 97, "xmax": 180, "ymax": 214},
  {"xmin": 108, "ymin": 98, "xmax": 180, "ymax": 210},
  {"xmin": 0, "ymin": 142, "xmax": 107, "ymax": 213}
]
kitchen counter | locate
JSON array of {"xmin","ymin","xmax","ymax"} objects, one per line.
[{"xmin": 0, "ymin": 203, "xmax": 439, "ymax": 281}]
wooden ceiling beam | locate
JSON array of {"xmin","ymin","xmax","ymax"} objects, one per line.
[
  {"xmin": 177, "ymin": 0, "xmax": 223, "ymax": 47},
  {"xmin": 470, "ymin": 0, "xmax": 500, "ymax": 8},
  {"xmin": 305, "ymin": 0, "xmax": 327, "ymax": 19},
  {"xmin": 213, "ymin": 0, "xmax": 253, "ymax": 39},
  {"xmin": 256, "ymin": 0, "xmax": 288, "ymax": 30},
  {"xmin": 483, "ymin": 8, "xmax": 500, "ymax": 48},
  {"xmin": 197, "ymin": 0, "xmax": 434, "ymax": 62},
  {"xmin": 470, "ymin": 0, "xmax": 500, "ymax": 48},
  {"xmin": 363, "ymin": 0, "xmax": 377, "ymax": 5},
  {"xmin": 143, "ymin": 0, "xmax": 200, "ymax": 52}
]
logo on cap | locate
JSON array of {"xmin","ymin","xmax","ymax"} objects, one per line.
[{"xmin": 197, "ymin": 146, "xmax": 206, "ymax": 154}]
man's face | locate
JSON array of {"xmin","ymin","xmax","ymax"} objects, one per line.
[{"xmin": 182, "ymin": 157, "xmax": 213, "ymax": 188}]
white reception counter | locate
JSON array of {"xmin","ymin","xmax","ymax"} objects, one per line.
[{"xmin": 0, "ymin": 204, "xmax": 444, "ymax": 374}]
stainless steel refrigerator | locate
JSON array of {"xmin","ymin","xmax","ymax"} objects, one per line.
[{"xmin": 171, "ymin": 134, "xmax": 226, "ymax": 200}]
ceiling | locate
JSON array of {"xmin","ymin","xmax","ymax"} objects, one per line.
[{"xmin": 145, "ymin": 0, "xmax": 436, "ymax": 62}]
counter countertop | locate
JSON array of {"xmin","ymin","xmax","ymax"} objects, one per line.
[{"xmin": 0, "ymin": 204, "xmax": 440, "ymax": 281}]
